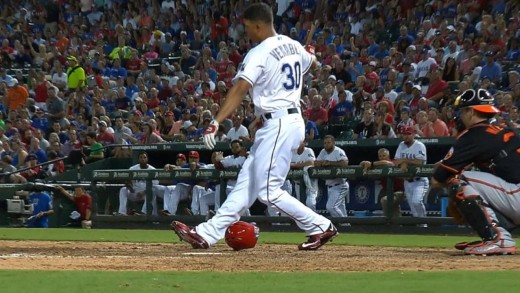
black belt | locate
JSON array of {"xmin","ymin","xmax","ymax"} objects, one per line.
[{"xmin": 263, "ymin": 108, "xmax": 299, "ymax": 120}]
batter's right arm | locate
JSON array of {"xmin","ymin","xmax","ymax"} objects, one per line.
[{"xmin": 214, "ymin": 79, "xmax": 251, "ymax": 123}]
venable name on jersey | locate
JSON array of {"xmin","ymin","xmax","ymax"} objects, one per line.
[{"xmin": 269, "ymin": 43, "xmax": 300, "ymax": 61}]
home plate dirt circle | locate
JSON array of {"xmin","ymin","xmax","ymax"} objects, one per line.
[{"xmin": 0, "ymin": 240, "xmax": 519, "ymax": 272}]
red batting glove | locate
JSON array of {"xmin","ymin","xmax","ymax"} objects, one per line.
[
  {"xmin": 305, "ymin": 45, "xmax": 315, "ymax": 55},
  {"xmin": 203, "ymin": 120, "xmax": 219, "ymax": 149}
]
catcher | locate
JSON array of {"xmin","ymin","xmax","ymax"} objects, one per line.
[{"xmin": 430, "ymin": 89, "xmax": 520, "ymax": 255}]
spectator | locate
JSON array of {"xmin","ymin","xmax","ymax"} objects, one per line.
[
  {"xmin": 308, "ymin": 95, "xmax": 329, "ymax": 126},
  {"xmin": 28, "ymin": 137, "xmax": 47, "ymax": 164},
  {"xmin": 353, "ymin": 108, "xmax": 375, "ymax": 139},
  {"xmin": 44, "ymin": 150, "xmax": 64, "ymax": 177},
  {"xmin": 421, "ymin": 108, "xmax": 450, "ymax": 137},
  {"xmin": 442, "ymin": 57, "xmax": 460, "ymax": 82},
  {"xmin": 330, "ymin": 90, "xmax": 354, "ymax": 124},
  {"xmin": 45, "ymin": 86, "xmax": 66, "ymax": 127},
  {"xmin": 17, "ymin": 154, "xmax": 42, "ymax": 183},
  {"xmin": 480, "ymin": 51, "xmax": 502, "ymax": 85},
  {"xmin": 415, "ymin": 48, "xmax": 437, "ymax": 81},
  {"xmin": 226, "ymin": 114, "xmax": 249, "ymax": 142},
  {"xmin": 6, "ymin": 78, "xmax": 29, "ymax": 113},
  {"xmin": 85, "ymin": 132, "xmax": 104, "ymax": 163},
  {"xmin": 425, "ymin": 67, "xmax": 448, "ymax": 108},
  {"xmin": 372, "ymin": 111, "xmax": 396, "ymax": 139},
  {"xmin": 65, "ymin": 56, "xmax": 86, "ymax": 93},
  {"xmin": 96, "ymin": 121, "xmax": 115, "ymax": 146},
  {"xmin": 141, "ymin": 121, "xmax": 164, "ymax": 144}
]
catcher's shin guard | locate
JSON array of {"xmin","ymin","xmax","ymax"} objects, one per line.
[{"xmin": 456, "ymin": 198, "xmax": 498, "ymax": 241}]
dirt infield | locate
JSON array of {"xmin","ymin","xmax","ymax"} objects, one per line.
[{"xmin": 1, "ymin": 240, "xmax": 520, "ymax": 272}]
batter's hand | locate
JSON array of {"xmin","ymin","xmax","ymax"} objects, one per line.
[{"xmin": 203, "ymin": 119, "xmax": 219, "ymax": 149}]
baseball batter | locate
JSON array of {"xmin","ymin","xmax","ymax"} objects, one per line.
[
  {"xmin": 431, "ymin": 89, "xmax": 520, "ymax": 255},
  {"xmin": 172, "ymin": 3, "xmax": 337, "ymax": 251},
  {"xmin": 315, "ymin": 135, "xmax": 349, "ymax": 217},
  {"xmin": 394, "ymin": 126, "xmax": 429, "ymax": 223}
]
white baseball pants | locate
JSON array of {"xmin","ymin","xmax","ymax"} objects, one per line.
[
  {"xmin": 403, "ymin": 178, "xmax": 428, "ymax": 217},
  {"xmin": 196, "ymin": 113, "xmax": 332, "ymax": 245}
]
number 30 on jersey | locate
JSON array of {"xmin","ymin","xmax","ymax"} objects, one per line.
[{"xmin": 282, "ymin": 61, "xmax": 301, "ymax": 90}]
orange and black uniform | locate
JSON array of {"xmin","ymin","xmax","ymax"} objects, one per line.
[{"xmin": 433, "ymin": 122, "xmax": 520, "ymax": 184}]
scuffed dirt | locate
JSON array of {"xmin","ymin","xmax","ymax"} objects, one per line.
[{"xmin": 1, "ymin": 240, "xmax": 519, "ymax": 272}]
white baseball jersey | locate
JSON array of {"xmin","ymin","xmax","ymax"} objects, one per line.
[
  {"xmin": 129, "ymin": 164, "xmax": 158, "ymax": 190},
  {"xmin": 291, "ymin": 147, "xmax": 316, "ymax": 164},
  {"xmin": 317, "ymin": 146, "xmax": 349, "ymax": 186},
  {"xmin": 395, "ymin": 140, "xmax": 428, "ymax": 218},
  {"xmin": 220, "ymin": 154, "xmax": 247, "ymax": 187},
  {"xmin": 394, "ymin": 140, "xmax": 427, "ymax": 164},
  {"xmin": 234, "ymin": 34, "xmax": 313, "ymax": 115},
  {"xmin": 195, "ymin": 31, "xmax": 332, "ymax": 246}
]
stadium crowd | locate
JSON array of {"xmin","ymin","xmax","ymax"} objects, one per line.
[{"xmin": 0, "ymin": 0, "xmax": 519, "ymax": 182}]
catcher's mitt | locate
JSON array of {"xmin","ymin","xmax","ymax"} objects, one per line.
[{"xmin": 446, "ymin": 199, "xmax": 466, "ymax": 224}]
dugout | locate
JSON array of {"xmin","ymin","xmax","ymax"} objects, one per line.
[{"xmin": 0, "ymin": 138, "xmax": 454, "ymax": 229}]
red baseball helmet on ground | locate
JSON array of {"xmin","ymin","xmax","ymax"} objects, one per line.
[{"xmin": 225, "ymin": 221, "xmax": 259, "ymax": 251}]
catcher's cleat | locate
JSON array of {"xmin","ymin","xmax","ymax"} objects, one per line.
[
  {"xmin": 171, "ymin": 221, "xmax": 209, "ymax": 249},
  {"xmin": 463, "ymin": 239, "xmax": 516, "ymax": 256},
  {"xmin": 455, "ymin": 240, "xmax": 483, "ymax": 250},
  {"xmin": 298, "ymin": 224, "xmax": 338, "ymax": 251}
]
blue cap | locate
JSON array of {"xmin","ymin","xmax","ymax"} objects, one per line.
[{"xmin": 402, "ymin": 106, "xmax": 411, "ymax": 113}]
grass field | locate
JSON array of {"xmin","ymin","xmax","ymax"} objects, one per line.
[{"xmin": 0, "ymin": 228, "xmax": 518, "ymax": 293}]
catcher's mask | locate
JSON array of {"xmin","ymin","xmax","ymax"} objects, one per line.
[
  {"xmin": 225, "ymin": 221, "xmax": 259, "ymax": 251},
  {"xmin": 453, "ymin": 89, "xmax": 499, "ymax": 114},
  {"xmin": 453, "ymin": 88, "xmax": 499, "ymax": 131}
]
